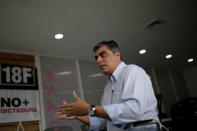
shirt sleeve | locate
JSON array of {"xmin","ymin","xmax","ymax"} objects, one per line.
[
  {"xmin": 103, "ymin": 66, "xmax": 153, "ymax": 124},
  {"xmin": 88, "ymin": 116, "xmax": 107, "ymax": 131}
]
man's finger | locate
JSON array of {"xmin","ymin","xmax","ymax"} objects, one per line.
[
  {"xmin": 62, "ymin": 100, "xmax": 67, "ymax": 104},
  {"xmin": 73, "ymin": 91, "xmax": 80, "ymax": 101},
  {"xmin": 55, "ymin": 112, "xmax": 62, "ymax": 115},
  {"xmin": 58, "ymin": 103, "xmax": 71, "ymax": 108},
  {"xmin": 58, "ymin": 106, "xmax": 73, "ymax": 113},
  {"xmin": 55, "ymin": 114, "xmax": 66, "ymax": 119}
]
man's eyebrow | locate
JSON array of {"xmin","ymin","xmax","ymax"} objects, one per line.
[
  {"xmin": 95, "ymin": 51, "xmax": 107, "ymax": 60},
  {"xmin": 98, "ymin": 51, "xmax": 107, "ymax": 56}
]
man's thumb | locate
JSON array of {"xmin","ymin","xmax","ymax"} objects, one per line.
[
  {"xmin": 73, "ymin": 91, "xmax": 80, "ymax": 101},
  {"xmin": 62, "ymin": 100, "xmax": 67, "ymax": 104}
]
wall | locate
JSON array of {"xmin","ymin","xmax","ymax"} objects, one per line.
[
  {"xmin": 183, "ymin": 66, "xmax": 197, "ymax": 97},
  {"xmin": 40, "ymin": 56, "xmax": 82, "ymax": 131},
  {"xmin": 143, "ymin": 66, "xmax": 189, "ymax": 115},
  {"xmin": 79, "ymin": 60, "xmax": 107, "ymax": 105},
  {"xmin": 40, "ymin": 57, "xmax": 107, "ymax": 131}
]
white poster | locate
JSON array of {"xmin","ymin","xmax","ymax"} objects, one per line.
[
  {"xmin": 0, "ymin": 64, "xmax": 40, "ymax": 123},
  {"xmin": 0, "ymin": 90, "xmax": 40, "ymax": 123}
]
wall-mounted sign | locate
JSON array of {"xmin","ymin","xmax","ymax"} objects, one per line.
[
  {"xmin": 0, "ymin": 64, "xmax": 38, "ymax": 90},
  {"xmin": 0, "ymin": 90, "xmax": 40, "ymax": 123},
  {"xmin": 0, "ymin": 64, "xmax": 40, "ymax": 123}
]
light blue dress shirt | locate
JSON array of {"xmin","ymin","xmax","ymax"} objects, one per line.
[{"xmin": 89, "ymin": 62, "xmax": 160, "ymax": 131}]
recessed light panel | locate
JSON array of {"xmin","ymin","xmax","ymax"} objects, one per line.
[
  {"xmin": 188, "ymin": 58, "xmax": 194, "ymax": 63},
  {"xmin": 55, "ymin": 34, "xmax": 63, "ymax": 39},
  {"xmin": 166, "ymin": 54, "xmax": 172, "ymax": 59},
  {"xmin": 139, "ymin": 49, "xmax": 146, "ymax": 54}
]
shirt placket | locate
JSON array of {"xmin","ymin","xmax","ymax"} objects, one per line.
[{"xmin": 111, "ymin": 80, "xmax": 114, "ymax": 104}]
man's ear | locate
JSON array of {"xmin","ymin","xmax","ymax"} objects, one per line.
[{"xmin": 115, "ymin": 51, "xmax": 121, "ymax": 59}]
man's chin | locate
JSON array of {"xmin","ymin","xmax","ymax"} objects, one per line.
[{"xmin": 101, "ymin": 70, "xmax": 111, "ymax": 76}]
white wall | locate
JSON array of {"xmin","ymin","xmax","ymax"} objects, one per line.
[{"xmin": 183, "ymin": 66, "xmax": 197, "ymax": 97}]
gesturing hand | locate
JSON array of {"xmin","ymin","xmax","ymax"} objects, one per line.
[
  {"xmin": 55, "ymin": 100, "xmax": 77, "ymax": 120},
  {"xmin": 58, "ymin": 91, "xmax": 90, "ymax": 116}
]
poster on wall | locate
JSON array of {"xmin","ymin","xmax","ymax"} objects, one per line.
[{"xmin": 0, "ymin": 64, "xmax": 40, "ymax": 123}]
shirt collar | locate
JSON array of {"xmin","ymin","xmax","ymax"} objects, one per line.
[{"xmin": 109, "ymin": 61, "xmax": 126, "ymax": 83}]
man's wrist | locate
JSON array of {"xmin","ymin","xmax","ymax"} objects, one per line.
[{"xmin": 88, "ymin": 105, "xmax": 96, "ymax": 117}]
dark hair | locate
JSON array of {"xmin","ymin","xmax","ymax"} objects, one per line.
[{"xmin": 93, "ymin": 40, "xmax": 120, "ymax": 53}]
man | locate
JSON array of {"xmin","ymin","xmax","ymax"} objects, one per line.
[{"xmin": 55, "ymin": 40, "xmax": 160, "ymax": 131}]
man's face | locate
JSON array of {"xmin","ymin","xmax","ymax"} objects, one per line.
[{"xmin": 95, "ymin": 45, "xmax": 121, "ymax": 76}]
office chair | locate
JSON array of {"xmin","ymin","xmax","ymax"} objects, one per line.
[
  {"xmin": 170, "ymin": 97, "xmax": 197, "ymax": 131},
  {"xmin": 80, "ymin": 124, "xmax": 88, "ymax": 131},
  {"xmin": 44, "ymin": 126, "xmax": 73, "ymax": 131}
]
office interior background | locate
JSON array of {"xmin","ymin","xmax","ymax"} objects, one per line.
[{"xmin": 0, "ymin": 0, "xmax": 197, "ymax": 131}]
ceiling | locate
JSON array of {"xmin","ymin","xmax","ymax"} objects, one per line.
[{"xmin": 0, "ymin": 0, "xmax": 197, "ymax": 70}]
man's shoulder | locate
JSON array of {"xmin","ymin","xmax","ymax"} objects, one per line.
[
  {"xmin": 121, "ymin": 64, "xmax": 148, "ymax": 79},
  {"xmin": 124, "ymin": 64, "xmax": 145, "ymax": 72}
]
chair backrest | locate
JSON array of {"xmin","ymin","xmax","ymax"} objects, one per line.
[
  {"xmin": 80, "ymin": 124, "xmax": 88, "ymax": 131},
  {"xmin": 44, "ymin": 126, "xmax": 73, "ymax": 131},
  {"xmin": 170, "ymin": 97, "xmax": 197, "ymax": 130},
  {"xmin": 170, "ymin": 97, "xmax": 197, "ymax": 120}
]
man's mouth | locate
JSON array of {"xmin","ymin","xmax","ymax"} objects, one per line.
[{"xmin": 99, "ymin": 64, "xmax": 107, "ymax": 69}]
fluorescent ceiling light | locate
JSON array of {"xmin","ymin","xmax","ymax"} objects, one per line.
[
  {"xmin": 89, "ymin": 73, "xmax": 103, "ymax": 78},
  {"xmin": 55, "ymin": 34, "xmax": 63, "ymax": 39},
  {"xmin": 139, "ymin": 49, "xmax": 146, "ymax": 54},
  {"xmin": 56, "ymin": 71, "xmax": 72, "ymax": 76},
  {"xmin": 166, "ymin": 54, "xmax": 172, "ymax": 59},
  {"xmin": 188, "ymin": 58, "xmax": 194, "ymax": 63}
]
